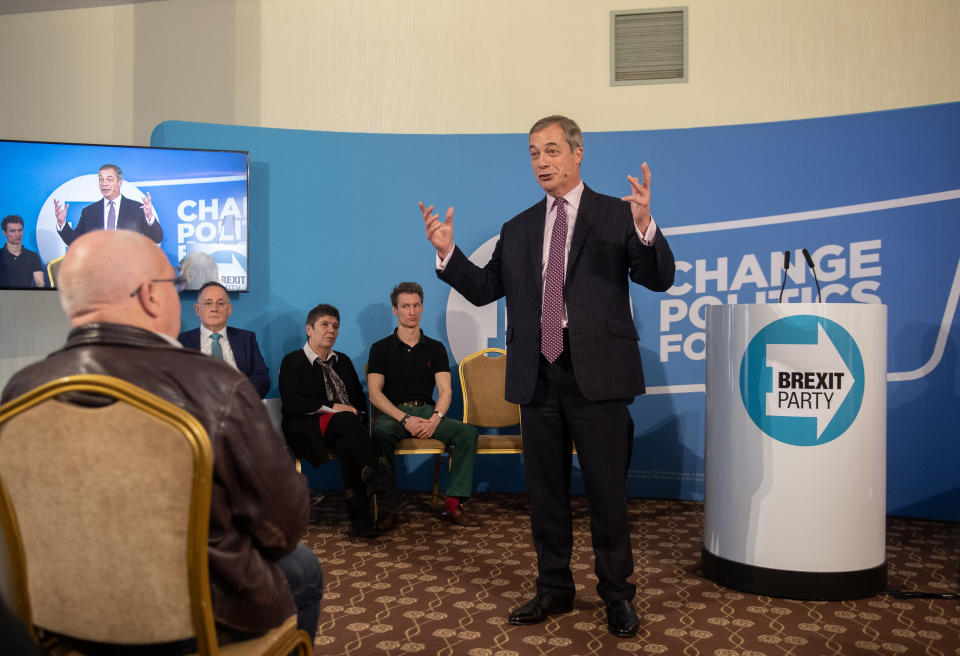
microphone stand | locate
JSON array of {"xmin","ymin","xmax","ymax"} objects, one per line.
[
  {"xmin": 778, "ymin": 250, "xmax": 790, "ymax": 302},
  {"xmin": 802, "ymin": 248, "xmax": 822, "ymax": 302}
]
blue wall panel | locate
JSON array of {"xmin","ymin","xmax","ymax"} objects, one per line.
[{"xmin": 152, "ymin": 103, "xmax": 960, "ymax": 521}]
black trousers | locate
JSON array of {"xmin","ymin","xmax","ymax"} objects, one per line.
[
  {"xmin": 520, "ymin": 339, "xmax": 636, "ymax": 602},
  {"xmin": 324, "ymin": 412, "xmax": 379, "ymax": 494}
]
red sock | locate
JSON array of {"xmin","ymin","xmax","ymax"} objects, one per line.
[{"xmin": 445, "ymin": 497, "xmax": 461, "ymax": 514}]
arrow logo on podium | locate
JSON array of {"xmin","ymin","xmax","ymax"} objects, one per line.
[
  {"xmin": 740, "ymin": 315, "xmax": 865, "ymax": 447},
  {"xmin": 764, "ymin": 323, "xmax": 855, "ymax": 440}
]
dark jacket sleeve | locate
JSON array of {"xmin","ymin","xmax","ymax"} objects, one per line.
[
  {"xmin": 627, "ymin": 224, "xmax": 676, "ymax": 292},
  {"xmin": 279, "ymin": 351, "xmax": 328, "ymax": 415},
  {"xmin": 213, "ymin": 374, "xmax": 308, "ymax": 557},
  {"xmin": 438, "ymin": 240, "xmax": 507, "ymax": 308},
  {"xmin": 58, "ymin": 202, "xmax": 95, "ymax": 246},
  {"xmin": 121, "ymin": 196, "xmax": 164, "ymax": 244},
  {"xmin": 240, "ymin": 331, "xmax": 271, "ymax": 399},
  {"xmin": 277, "ymin": 350, "xmax": 330, "ymax": 465}
]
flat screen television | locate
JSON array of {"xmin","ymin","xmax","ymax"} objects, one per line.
[{"xmin": 0, "ymin": 139, "xmax": 250, "ymax": 291}]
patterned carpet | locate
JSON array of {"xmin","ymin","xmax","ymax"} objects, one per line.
[{"xmin": 301, "ymin": 492, "xmax": 960, "ymax": 656}]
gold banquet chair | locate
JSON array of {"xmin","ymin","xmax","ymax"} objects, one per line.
[
  {"xmin": 45, "ymin": 255, "xmax": 65, "ymax": 288},
  {"xmin": 393, "ymin": 435, "xmax": 450, "ymax": 507},
  {"xmin": 365, "ymin": 363, "xmax": 451, "ymax": 506},
  {"xmin": 368, "ymin": 402, "xmax": 450, "ymax": 507},
  {"xmin": 0, "ymin": 375, "xmax": 312, "ymax": 656},
  {"xmin": 459, "ymin": 348, "xmax": 523, "ymax": 455}
]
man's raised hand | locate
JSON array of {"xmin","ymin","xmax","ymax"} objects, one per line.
[
  {"xmin": 420, "ymin": 201, "xmax": 454, "ymax": 259},
  {"xmin": 141, "ymin": 192, "xmax": 154, "ymax": 222},
  {"xmin": 53, "ymin": 199, "xmax": 68, "ymax": 228},
  {"xmin": 621, "ymin": 161, "xmax": 652, "ymax": 232}
]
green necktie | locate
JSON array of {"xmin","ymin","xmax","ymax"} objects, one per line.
[{"xmin": 210, "ymin": 333, "xmax": 223, "ymax": 359}]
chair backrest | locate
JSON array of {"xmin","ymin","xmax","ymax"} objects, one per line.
[
  {"xmin": 0, "ymin": 375, "xmax": 218, "ymax": 652},
  {"xmin": 459, "ymin": 348, "xmax": 520, "ymax": 428},
  {"xmin": 46, "ymin": 255, "xmax": 65, "ymax": 288}
]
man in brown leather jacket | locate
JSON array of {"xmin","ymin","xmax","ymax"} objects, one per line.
[{"xmin": 1, "ymin": 231, "xmax": 323, "ymax": 643}]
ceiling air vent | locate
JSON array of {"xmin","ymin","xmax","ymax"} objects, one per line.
[{"xmin": 611, "ymin": 8, "xmax": 687, "ymax": 86}]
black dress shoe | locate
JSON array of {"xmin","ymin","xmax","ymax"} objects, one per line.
[
  {"xmin": 605, "ymin": 599, "xmax": 639, "ymax": 637},
  {"xmin": 508, "ymin": 593, "xmax": 574, "ymax": 625}
]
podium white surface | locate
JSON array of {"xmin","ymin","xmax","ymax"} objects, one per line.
[{"xmin": 703, "ymin": 303, "xmax": 887, "ymax": 600}]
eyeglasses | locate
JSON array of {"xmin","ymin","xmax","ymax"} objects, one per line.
[
  {"xmin": 128, "ymin": 274, "xmax": 188, "ymax": 298},
  {"xmin": 201, "ymin": 300, "xmax": 230, "ymax": 309}
]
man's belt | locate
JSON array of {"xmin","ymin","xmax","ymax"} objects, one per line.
[{"xmin": 398, "ymin": 400, "xmax": 429, "ymax": 407}]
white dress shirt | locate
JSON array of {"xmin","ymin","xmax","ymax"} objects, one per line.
[{"xmin": 200, "ymin": 324, "xmax": 238, "ymax": 370}]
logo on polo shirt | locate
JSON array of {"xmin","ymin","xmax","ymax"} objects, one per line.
[{"xmin": 739, "ymin": 315, "xmax": 864, "ymax": 447}]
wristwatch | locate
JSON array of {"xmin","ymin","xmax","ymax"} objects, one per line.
[{"xmin": 433, "ymin": 411, "xmax": 444, "ymax": 419}]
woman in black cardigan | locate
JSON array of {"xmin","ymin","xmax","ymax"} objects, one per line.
[{"xmin": 279, "ymin": 303, "xmax": 402, "ymax": 537}]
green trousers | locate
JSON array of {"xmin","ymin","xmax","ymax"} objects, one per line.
[{"xmin": 373, "ymin": 404, "xmax": 478, "ymax": 499}]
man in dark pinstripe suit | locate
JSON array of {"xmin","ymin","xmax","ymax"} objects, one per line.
[{"xmin": 421, "ymin": 115, "xmax": 675, "ymax": 638}]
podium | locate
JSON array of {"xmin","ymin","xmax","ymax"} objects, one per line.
[{"xmin": 702, "ymin": 303, "xmax": 887, "ymax": 600}]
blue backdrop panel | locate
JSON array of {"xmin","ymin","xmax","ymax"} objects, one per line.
[{"xmin": 152, "ymin": 102, "xmax": 960, "ymax": 521}]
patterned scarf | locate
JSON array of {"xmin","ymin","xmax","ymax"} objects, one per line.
[{"xmin": 314, "ymin": 354, "xmax": 349, "ymax": 405}]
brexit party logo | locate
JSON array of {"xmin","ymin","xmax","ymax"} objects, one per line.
[{"xmin": 739, "ymin": 315, "xmax": 864, "ymax": 446}]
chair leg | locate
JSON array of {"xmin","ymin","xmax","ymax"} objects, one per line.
[{"xmin": 432, "ymin": 455, "xmax": 440, "ymax": 506}]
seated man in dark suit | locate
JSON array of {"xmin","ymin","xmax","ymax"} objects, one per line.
[
  {"xmin": 178, "ymin": 281, "xmax": 271, "ymax": 398},
  {"xmin": 1, "ymin": 230, "xmax": 323, "ymax": 642},
  {"xmin": 53, "ymin": 163, "xmax": 163, "ymax": 246},
  {"xmin": 279, "ymin": 303, "xmax": 404, "ymax": 538}
]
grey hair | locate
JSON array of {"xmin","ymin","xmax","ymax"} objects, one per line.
[
  {"xmin": 180, "ymin": 251, "xmax": 220, "ymax": 290},
  {"xmin": 529, "ymin": 115, "xmax": 583, "ymax": 151},
  {"xmin": 98, "ymin": 163, "xmax": 123, "ymax": 179}
]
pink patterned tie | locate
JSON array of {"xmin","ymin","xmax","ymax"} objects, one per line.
[{"xmin": 541, "ymin": 197, "xmax": 567, "ymax": 362}]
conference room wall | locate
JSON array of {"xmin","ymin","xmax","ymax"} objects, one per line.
[{"xmin": 0, "ymin": 0, "xmax": 958, "ymax": 146}]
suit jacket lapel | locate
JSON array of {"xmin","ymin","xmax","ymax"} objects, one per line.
[
  {"xmin": 526, "ymin": 198, "xmax": 548, "ymax": 299},
  {"xmin": 226, "ymin": 327, "xmax": 245, "ymax": 370},
  {"xmin": 113, "ymin": 197, "xmax": 127, "ymax": 229},
  {"xmin": 567, "ymin": 184, "xmax": 595, "ymax": 276},
  {"xmin": 92, "ymin": 199, "xmax": 105, "ymax": 229}
]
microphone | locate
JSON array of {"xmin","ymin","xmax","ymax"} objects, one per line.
[
  {"xmin": 778, "ymin": 250, "xmax": 790, "ymax": 303},
  {"xmin": 802, "ymin": 248, "xmax": 822, "ymax": 302}
]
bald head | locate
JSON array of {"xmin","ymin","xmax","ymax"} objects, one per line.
[{"xmin": 59, "ymin": 231, "xmax": 181, "ymax": 337}]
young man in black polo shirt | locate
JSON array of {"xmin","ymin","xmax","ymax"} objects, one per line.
[
  {"xmin": 367, "ymin": 282, "xmax": 479, "ymax": 526},
  {"xmin": 1, "ymin": 215, "xmax": 45, "ymax": 288}
]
